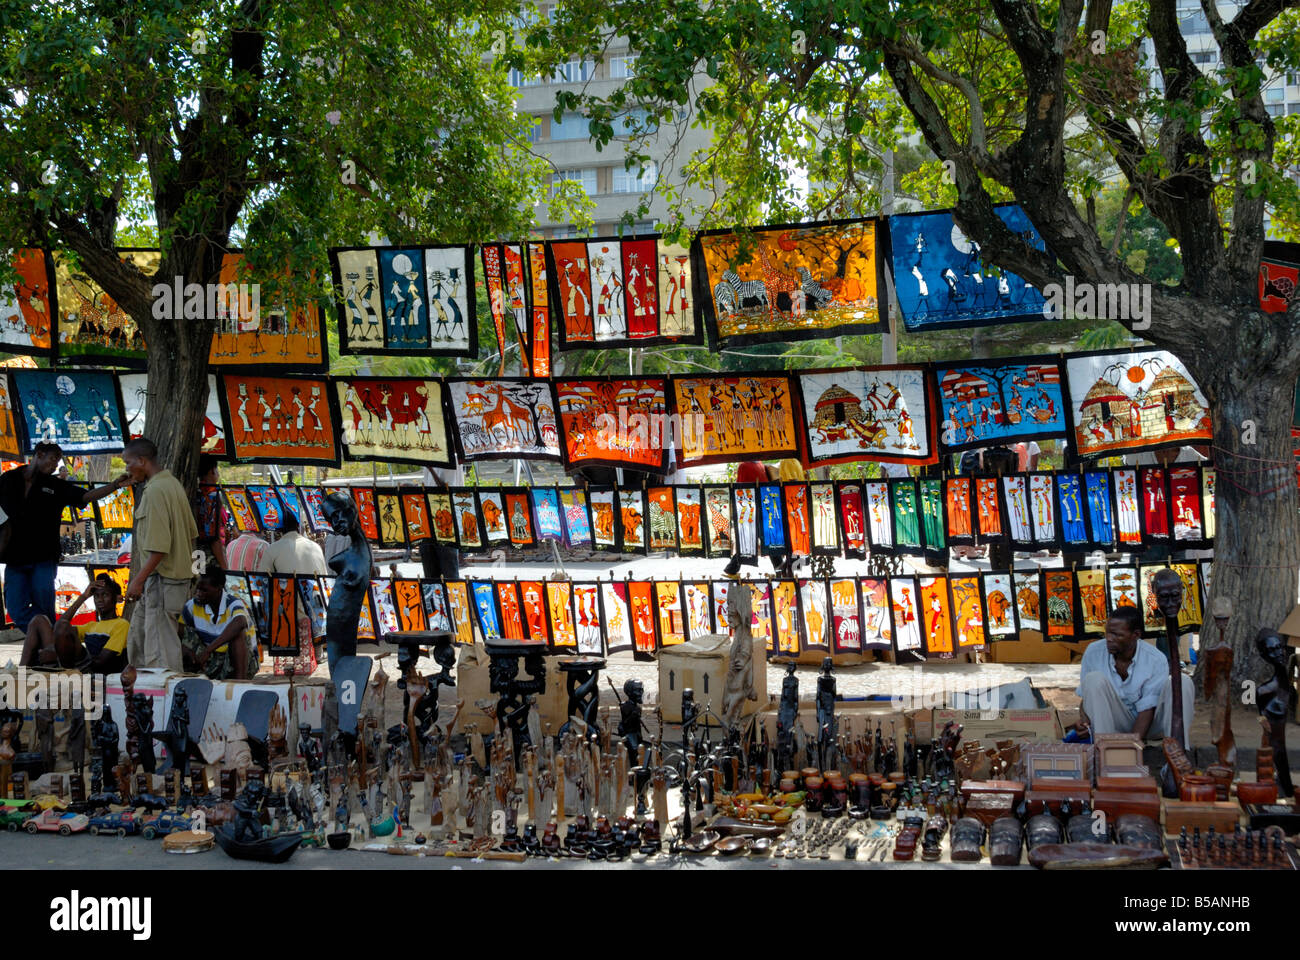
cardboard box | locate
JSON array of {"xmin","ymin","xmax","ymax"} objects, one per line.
[
  {"xmin": 453, "ymin": 643, "xmax": 569, "ymax": 736},
  {"xmin": 932, "ymin": 707, "xmax": 1062, "ymax": 744},
  {"xmin": 658, "ymin": 633, "xmax": 766, "ymax": 723}
]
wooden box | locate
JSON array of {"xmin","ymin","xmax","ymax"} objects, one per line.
[
  {"xmin": 1093, "ymin": 790, "xmax": 1161, "ymax": 821},
  {"xmin": 965, "ymin": 792, "xmax": 1016, "ymax": 827},
  {"xmin": 959, "ymin": 779, "xmax": 1026, "ymax": 806},
  {"xmin": 1163, "ymin": 800, "xmax": 1242, "ymax": 835},
  {"xmin": 1096, "ymin": 775, "xmax": 1159, "ymax": 797},
  {"xmin": 1025, "ymin": 782, "xmax": 1091, "ymax": 816}
]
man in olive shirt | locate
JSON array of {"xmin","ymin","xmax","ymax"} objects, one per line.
[
  {"xmin": 123, "ymin": 438, "xmax": 198, "ymax": 671},
  {"xmin": 0, "ymin": 442, "xmax": 131, "ymax": 630}
]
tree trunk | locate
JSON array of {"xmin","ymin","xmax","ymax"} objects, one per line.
[{"xmin": 1198, "ymin": 361, "xmax": 1300, "ymax": 689}]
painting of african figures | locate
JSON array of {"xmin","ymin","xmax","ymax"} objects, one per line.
[
  {"xmin": 553, "ymin": 377, "xmax": 670, "ymax": 473},
  {"xmin": 11, "ymin": 369, "xmax": 126, "ymax": 454},
  {"xmin": 1065, "ymin": 348, "xmax": 1212, "ymax": 461},
  {"xmin": 696, "ymin": 218, "xmax": 886, "ymax": 347},
  {"xmin": 668, "ymin": 374, "xmax": 800, "ymax": 467},
  {"xmin": 798, "ymin": 365, "xmax": 935, "ymax": 465},
  {"xmin": 218, "ymin": 374, "xmax": 340, "ymax": 466},
  {"xmin": 934, "ymin": 357, "xmax": 1067, "ymax": 454},
  {"xmin": 446, "ymin": 377, "xmax": 561, "ymax": 463},
  {"xmin": 334, "ymin": 377, "xmax": 453, "ymax": 467}
]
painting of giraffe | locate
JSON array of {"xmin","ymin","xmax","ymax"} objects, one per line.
[{"xmin": 446, "ymin": 377, "xmax": 561, "ymax": 463}]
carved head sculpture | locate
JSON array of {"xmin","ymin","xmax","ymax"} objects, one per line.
[
  {"xmin": 170, "ymin": 687, "xmax": 189, "ymax": 726},
  {"xmin": 1152, "ymin": 568, "xmax": 1184, "ymax": 620},
  {"xmin": 623, "ymin": 678, "xmax": 644, "ymax": 705},
  {"xmin": 322, "ymin": 491, "xmax": 361, "ymax": 538},
  {"xmin": 820, "ymin": 656, "xmax": 834, "ymax": 677},
  {"xmin": 1256, "ymin": 628, "xmax": 1290, "ymax": 671},
  {"xmin": 488, "ymin": 654, "xmax": 520, "ymax": 692},
  {"xmin": 726, "ymin": 585, "xmax": 753, "ymax": 632}
]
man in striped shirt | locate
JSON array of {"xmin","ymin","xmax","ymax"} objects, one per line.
[{"xmin": 179, "ymin": 564, "xmax": 257, "ymax": 680}]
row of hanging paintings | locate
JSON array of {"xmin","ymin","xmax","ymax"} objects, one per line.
[
  {"xmin": 0, "ymin": 348, "xmax": 1212, "ymax": 467},
  {"xmin": 4, "ymin": 217, "xmax": 1295, "ymax": 365},
  {"xmin": 66, "ymin": 559, "xmax": 1211, "ymax": 661},
  {"xmin": 146, "ymin": 464, "xmax": 1215, "ymax": 560}
]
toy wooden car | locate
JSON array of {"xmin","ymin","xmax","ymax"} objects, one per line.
[
  {"xmin": 23, "ymin": 809, "xmax": 90, "ymax": 835},
  {"xmin": 0, "ymin": 801, "xmax": 37, "ymax": 831},
  {"xmin": 88, "ymin": 811, "xmax": 142, "ymax": 837},
  {"xmin": 141, "ymin": 810, "xmax": 195, "ymax": 839}
]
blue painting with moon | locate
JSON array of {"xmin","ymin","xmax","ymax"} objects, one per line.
[
  {"xmin": 11, "ymin": 369, "xmax": 126, "ymax": 453},
  {"xmin": 378, "ymin": 248, "xmax": 432, "ymax": 349},
  {"xmin": 889, "ymin": 204, "xmax": 1053, "ymax": 330}
]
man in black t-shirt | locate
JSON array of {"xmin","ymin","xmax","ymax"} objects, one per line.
[{"xmin": 0, "ymin": 443, "xmax": 130, "ymax": 630}]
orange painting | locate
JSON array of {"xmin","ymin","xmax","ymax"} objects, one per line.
[{"xmin": 554, "ymin": 378, "xmax": 669, "ymax": 472}]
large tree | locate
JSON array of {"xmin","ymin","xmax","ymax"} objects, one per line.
[
  {"xmin": 524, "ymin": 0, "xmax": 1300, "ymax": 681},
  {"xmin": 0, "ymin": 0, "xmax": 582, "ymax": 487}
]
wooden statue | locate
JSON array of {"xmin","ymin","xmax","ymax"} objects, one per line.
[
  {"xmin": 321, "ymin": 492, "xmax": 373, "ymax": 669},
  {"xmin": 721, "ymin": 586, "xmax": 757, "ymax": 733},
  {"xmin": 1151, "ymin": 569, "xmax": 1187, "ymax": 748},
  {"xmin": 1256, "ymin": 629, "xmax": 1295, "ymax": 797},
  {"xmin": 1203, "ymin": 597, "xmax": 1236, "ymax": 766}
]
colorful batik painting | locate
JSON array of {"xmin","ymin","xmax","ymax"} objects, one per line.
[
  {"xmin": 448, "ymin": 491, "xmax": 479, "ymax": 548},
  {"xmin": 703, "ymin": 485, "xmax": 734, "ymax": 557},
  {"xmin": 655, "ymin": 581, "xmax": 686, "ymax": 648},
  {"xmin": 12, "ymin": 369, "xmax": 126, "ymax": 454},
  {"xmin": 1083, "ymin": 471, "xmax": 1114, "ymax": 547},
  {"xmin": 399, "ymin": 489, "xmax": 432, "ymax": 542},
  {"xmin": 1168, "ymin": 466, "xmax": 1204, "ymax": 545},
  {"xmin": 478, "ymin": 490, "xmax": 508, "ymax": 545},
  {"xmin": 647, "ymin": 486, "xmax": 678, "ymax": 551},
  {"xmin": 589, "ymin": 488, "xmax": 618, "ymax": 550},
  {"xmin": 770, "ymin": 579, "xmax": 801, "ymax": 655},
  {"xmin": 493, "ymin": 582, "xmax": 525, "ymax": 641},
  {"xmin": 601, "ymin": 582, "xmax": 634, "ymax": 655},
  {"xmin": 423, "ymin": 581, "xmax": 451, "ymax": 634},
  {"xmin": 246, "ymin": 485, "xmax": 291, "ymax": 532},
  {"xmin": 798, "ymin": 579, "xmax": 830, "ymax": 652},
  {"xmin": 392, "ymin": 579, "xmax": 427, "ymax": 633},
  {"xmin": 1140, "ymin": 467, "xmax": 1171, "ymax": 544},
  {"xmin": 334, "ymin": 377, "xmax": 453, "ymax": 467},
  {"xmin": 559, "ymin": 488, "xmax": 593, "ymax": 548},
  {"xmin": 471, "ymin": 581, "xmax": 503, "ymax": 642},
  {"xmin": 1201, "ymin": 467, "xmax": 1216, "ymax": 541},
  {"xmin": 750, "ymin": 582, "xmax": 775, "ymax": 654},
  {"xmin": 798, "ymin": 364, "xmax": 933, "ymax": 465},
  {"xmin": 809, "ymin": 482, "xmax": 839, "ymax": 555},
  {"xmin": 837, "ymin": 481, "xmax": 866, "ymax": 558},
  {"xmin": 859, "ymin": 578, "xmax": 892, "ymax": 650},
  {"xmin": 1113, "ymin": 468, "xmax": 1142, "ymax": 547},
  {"xmin": 1056, "ymin": 473, "xmax": 1088, "ymax": 547},
  {"xmin": 627, "ymin": 581, "xmax": 658, "ymax": 657},
  {"xmin": 331, "ymin": 245, "xmax": 476, "ymax": 357},
  {"xmin": 732, "ymin": 486, "xmax": 758, "ymax": 560},
  {"xmin": 864, "ymin": 481, "xmax": 893, "ymax": 551},
  {"xmin": 350, "ymin": 488, "xmax": 379, "ymax": 542},
  {"xmin": 424, "ymin": 491, "xmax": 454, "ymax": 546},
  {"xmin": 0, "ymin": 248, "xmax": 55, "ymax": 356},
  {"xmin": 297, "ymin": 487, "xmax": 328, "ymax": 533},
  {"xmin": 1028, "ymin": 472, "xmax": 1057, "ymax": 545},
  {"xmin": 530, "ymin": 488, "xmax": 563, "ymax": 543},
  {"xmin": 446, "ymin": 378, "xmax": 560, "ymax": 462},
  {"xmin": 1076, "ymin": 569, "xmax": 1108, "ymax": 637},
  {"xmin": 95, "ymin": 485, "xmax": 134, "ymax": 530},
  {"xmin": 1013, "ymin": 570, "xmax": 1042, "ymax": 632},
  {"xmin": 675, "ymin": 486, "xmax": 704, "ymax": 554},
  {"xmin": 218, "ymin": 374, "xmax": 338, "ymax": 465},
  {"xmin": 975, "ymin": 477, "xmax": 1004, "ymax": 540},
  {"xmin": 982, "ymin": 573, "xmax": 1017, "ymax": 638},
  {"xmin": 552, "ymin": 377, "xmax": 670, "ymax": 473},
  {"xmin": 1065, "ymin": 349, "xmax": 1211, "ymax": 460},
  {"xmin": 54, "ymin": 249, "xmax": 156, "ymax": 366},
  {"xmin": 829, "ymin": 579, "xmax": 862, "ymax": 653},
  {"xmin": 618, "ymin": 487, "xmax": 646, "ymax": 552},
  {"xmin": 444, "ymin": 581, "xmax": 474, "ymax": 646},
  {"xmin": 206, "ymin": 254, "xmax": 327, "ymax": 372},
  {"xmin": 758, "ymin": 482, "xmax": 787, "ymax": 554},
  {"xmin": 376, "ymin": 491, "xmax": 405, "ymax": 547},
  {"xmin": 518, "ymin": 581, "xmax": 549, "ymax": 645},
  {"xmin": 890, "ymin": 204, "xmax": 1051, "ymax": 330},
  {"xmin": 1107, "ymin": 565, "xmax": 1140, "ymax": 615},
  {"xmin": 570, "ymin": 582, "xmax": 603, "ymax": 655},
  {"xmin": 222, "ymin": 487, "xmax": 258, "ymax": 533},
  {"xmin": 950, "ymin": 576, "xmax": 986, "ymax": 649},
  {"xmin": 683, "ymin": 582, "xmax": 713, "ymax": 641},
  {"xmin": 697, "ymin": 218, "xmax": 885, "ymax": 347},
  {"xmin": 120, "ymin": 373, "xmax": 225, "ymax": 456},
  {"xmin": 1043, "ymin": 570, "xmax": 1077, "ymax": 639},
  {"xmin": 891, "ymin": 479, "xmax": 922, "ymax": 553},
  {"xmin": 504, "ymin": 491, "xmax": 535, "ymax": 547},
  {"xmin": 919, "ymin": 478, "xmax": 946, "ymax": 553},
  {"xmin": 919, "ymin": 576, "xmax": 954, "ymax": 658},
  {"xmin": 547, "ymin": 236, "xmax": 703, "ymax": 348},
  {"xmin": 935, "ymin": 357, "xmax": 1066, "ymax": 453},
  {"xmin": 890, "ymin": 577, "xmax": 923, "ymax": 657},
  {"xmin": 669, "ymin": 374, "xmax": 799, "ymax": 466},
  {"xmin": 1002, "ymin": 475, "xmax": 1032, "ymax": 547},
  {"xmin": 783, "ymin": 482, "xmax": 811, "ymax": 556},
  {"xmin": 0, "ymin": 374, "xmax": 20, "ymax": 459},
  {"xmin": 265, "ymin": 576, "xmax": 300, "ymax": 657},
  {"xmin": 525, "ymin": 242, "xmax": 550, "ymax": 376}
]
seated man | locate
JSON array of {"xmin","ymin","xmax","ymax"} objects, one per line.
[
  {"xmin": 19, "ymin": 574, "xmax": 128, "ymax": 674},
  {"xmin": 179, "ymin": 564, "xmax": 257, "ymax": 680},
  {"xmin": 1075, "ymin": 605, "xmax": 1194, "ymax": 748}
]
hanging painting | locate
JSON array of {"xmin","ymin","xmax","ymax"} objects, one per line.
[
  {"xmin": 470, "ymin": 580, "xmax": 503, "ymax": 642},
  {"xmin": 797, "ymin": 365, "xmax": 934, "ymax": 465},
  {"xmin": 0, "ymin": 373, "xmax": 21, "ymax": 460},
  {"xmin": 627, "ymin": 581, "xmax": 658, "ymax": 658},
  {"xmin": 949, "ymin": 576, "xmax": 986, "ymax": 649},
  {"xmin": 732, "ymin": 485, "xmax": 758, "ymax": 562},
  {"xmin": 703, "ymin": 485, "xmax": 734, "ymax": 557},
  {"xmin": 1056, "ymin": 473, "xmax": 1088, "ymax": 547},
  {"xmin": 1065, "ymin": 349, "xmax": 1211, "ymax": 461},
  {"xmin": 1028, "ymin": 472, "xmax": 1057, "ymax": 546},
  {"xmin": 496, "ymin": 582, "xmax": 526, "ymax": 641},
  {"xmin": 982, "ymin": 573, "xmax": 1017, "ymax": 638},
  {"xmin": 654, "ymin": 581, "xmax": 686, "ymax": 648},
  {"xmin": 299, "ymin": 576, "xmax": 327, "ymax": 640},
  {"xmin": 889, "ymin": 204, "xmax": 1052, "ymax": 330},
  {"xmin": 769, "ymin": 579, "xmax": 801, "ymax": 656},
  {"xmin": 444, "ymin": 581, "xmax": 475, "ymax": 646},
  {"xmin": 919, "ymin": 576, "xmax": 954, "ymax": 658},
  {"xmin": 546, "ymin": 235, "xmax": 703, "ymax": 348},
  {"xmin": 266, "ymin": 576, "xmax": 300, "ymax": 658},
  {"xmin": 218, "ymin": 374, "xmax": 339, "ymax": 465},
  {"xmin": 837, "ymin": 481, "xmax": 866, "ymax": 559},
  {"xmin": 860, "ymin": 578, "xmax": 893, "ymax": 650},
  {"xmin": 919, "ymin": 478, "xmax": 946, "ymax": 555},
  {"xmin": 571, "ymin": 583, "xmax": 603, "ymax": 655},
  {"xmin": 544, "ymin": 581, "xmax": 576, "ymax": 649},
  {"xmin": 95, "ymin": 485, "xmax": 134, "ymax": 530},
  {"xmin": 246, "ymin": 485, "xmax": 291, "ymax": 532},
  {"xmin": 934, "ymin": 357, "xmax": 1066, "ymax": 453},
  {"xmin": 478, "ymin": 490, "xmax": 508, "ymax": 545},
  {"xmin": 890, "ymin": 478, "xmax": 922, "ymax": 554},
  {"xmin": 809, "ymin": 482, "xmax": 839, "ymax": 555},
  {"xmin": 446, "ymin": 378, "xmax": 560, "ymax": 462},
  {"xmin": 829, "ymin": 578, "xmax": 863, "ymax": 654},
  {"xmin": 783, "ymin": 482, "xmax": 811, "ymax": 557},
  {"xmin": 449, "ymin": 491, "xmax": 481, "ymax": 548},
  {"xmin": 668, "ymin": 373, "xmax": 799, "ymax": 466},
  {"xmin": 1139, "ymin": 467, "xmax": 1171, "ymax": 545},
  {"xmin": 425, "ymin": 579, "xmax": 454, "ymax": 633},
  {"xmin": 889, "ymin": 577, "xmax": 924, "ymax": 659},
  {"xmin": 1168, "ymin": 466, "xmax": 1205, "ymax": 546},
  {"xmin": 11, "ymin": 369, "xmax": 126, "ymax": 454},
  {"xmin": 1043, "ymin": 570, "xmax": 1078, "ymax": 639},
  {"xmin": 601, "ymin": 582, "xmax": 634, "ymax": 654},
  {"xmin": 351, "ymin": 488, "xmax": 380, "ymax": 542},
  {"xmin": 121, "ymin": 373, "xmax": 227, "ymax": 456},
  {"xmin": 525, "ymin": 242, "xmax": 550, "ymax": 376},
  {"xmin": 1107, "ymin": 565, "xmax": 1140, "ymax": 613},
  {"xmin": 518, "ymin": 581, "xmax": 549, "ymax": 645},
  {"xmin": 758, "ymin": 482, "xmax": 787, "ymax": 555},
  {"xmin": 298, "ymin": 487, "xmax": 329, "ymax": 533},
  {"xmin": 864, "ymin": 480, "xmax": 894, "ymax": 551},
  {"xmin": 1076, "ymin": 569, "xmax": 1108, "ymax": 637},
  {"xmin": 647, "ymin": 486, "xmax": 678, "ymax": 552},
  {"xmin": 695, "ymin": 218, "xmax": 885, "ymax": 347},
  {"xmin": 1113, "ymin": 467, "xmax": 1143, "ymax": 547},
  {"xmin": 503, "ymin": 490, "xmax": 535, "ymax": 547},
  {"xmin": 675, "ymin": 486, "xmax": 704, "ymax": 554},
  {"xmin": 618, "ymin": 487, "xmax": 646, "ymax": 552},
  {"xmin": 1201, "ymin": 466, "xmax": 1216, "ymax": 541},
  {"xmin": 589, "ymin": 488, "xmax": 618, "ymax": 551},
  {"xmin": 428, "ymin": 491, "xmax": 456, "ymax": 545},
  {"xmin": 1083, "ymin": 470, "xmax": 1115, "ymax": 547},
  {"xmin": 331, "ymin": 244, "xmax": 476, "ymax": 356},
  {"xmin": 53, "ymin": 249, "xmax": 155, "ymax": 367},
  {"xmin": 750, "ymin": 582, "xmax": 775, "ymax": 654},
  {"xmin": 530, "ymin": 488, "xmax": 564, "ymax": 543},
  {"xmin": 975, "ymin": 477, "xmax": 1004, "ymax": 540},
  {"xmin": 559, "ymin": 488, "xmax": 593, "ymax": 549},
  {"xmin": 1002, "ymin": 475, "xmax": 1033, "ymax": 548},
  {"xmin": 683, "ymin": 581, "xmax": 713, "ymax": 641},
  {"xmin": 334, "ymin": 377, "xmax": 453, "ymax": 467},
  {"xmin": 400, "ymin": 489, "xmax": 433, "ymax": 542},
  {"xmin": 552, "ymin": 377, "xmax": 670, "ymax": 473},
  {"xmin": 1013, "ymin": 570, "xmax": 1042, "ymax": 632},
  {"xmin": 376, "ymin": 491, "xmax": 405, "ymax": 547},
  {"xmin": 799, "ymin": 579, "xmax": 831, "ymax": 652},
  {"xmin": 222, "ymin": 487, "xmax": 258, "ymax": 533},
  {"xmin": 0, "ymin": 248, "xmax": 56, "ymax": 356},
  {"xmin": 206, "ymin": 253, "xmax": 327, "ymax": 372}
]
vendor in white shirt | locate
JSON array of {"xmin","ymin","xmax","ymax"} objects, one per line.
[
  {"xmin": 1074, "ymin": 605, "xmax": 1194, "ymax": 748},
  {"xmin": 259, "ymin": 511, "xmax": 328, "ymax": 575}
]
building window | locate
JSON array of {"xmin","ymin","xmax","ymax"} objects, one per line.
[
  {"xmin": 552, "ymin": 225, "xmax": 581, "ymax": 239},
  {"xmin": 1191, "ymin": 51, "xmax": 1216, "ymax": 64},
  {"xmin": 610, "ymin": 55, "xmax": 638, "ymax": 78},
  {"xmin": 615, "ymin": 220, "xmax": 658, "ymax": 237},
  {"xmin": 1266, "ymin": 103, "xmax": 1284, "ymax": 117},
  {"xmin": 1265, "ymin": 85, "xmax": 1285, "ymax": 103},
  {"xmin": 509, "ymin": 68, "xmax": 543, "ymax": 87},
  {"xmin": 524, "ymin": 116, "xmax": 542, "ymax": 144},
  {"xmin": 612, "ymin": 162, "xmax": 657, "ymax": 194},
  {"xmin": 550, "ymin": 112, "xmax": 590, "ymax": 140},
  {"xmin": 1288, "ymin": 102, "xmax": 1300, "ymax": 114},
  {"xmin": 552, "ymin": 168, "xmax": 598, "ymax": 196},
  {"xmin": 552, "ymin": 59, "xmax": 596, "ymax": 83}
]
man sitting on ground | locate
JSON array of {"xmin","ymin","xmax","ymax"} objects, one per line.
[
  {"xmin": 179, "ymin": 564, "xmax": 257, "ymax": 680},
  {"xmin": 19, "ymin": 573, "xmax": 128, "ymax": 674},
  {"xmin": 1074, "ymin": 605, "xmax": 1194, "ymax": 747}
]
